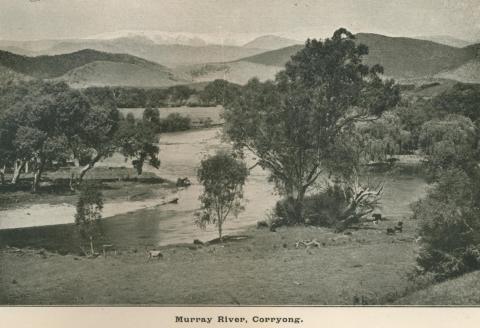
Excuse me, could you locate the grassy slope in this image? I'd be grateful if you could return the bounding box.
[57,60,182,88]
[184,61,283,85]
[435,60,480,83]
[396,271,480,305]
[0,49,172,79]
[0,218,420,305]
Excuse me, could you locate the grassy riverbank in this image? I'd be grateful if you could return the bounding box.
[0,167,176,211]
[2,217,426,305]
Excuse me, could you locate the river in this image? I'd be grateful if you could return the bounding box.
[0,127,428,252]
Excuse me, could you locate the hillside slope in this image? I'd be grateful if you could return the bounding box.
[395,271,480,305]
[56,60,183,88]
[0,49,169,79]
[238,34,479,81]
[0,37,266,67]
[435,60,480,83]
[243,35,301,50]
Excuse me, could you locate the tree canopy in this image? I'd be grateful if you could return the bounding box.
[223,28,400,223]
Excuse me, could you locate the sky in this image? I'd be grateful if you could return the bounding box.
[0,0,479,42]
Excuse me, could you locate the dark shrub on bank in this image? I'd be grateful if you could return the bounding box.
[413,169,480,281]
[160,113,192,132]
[273,184,348,228]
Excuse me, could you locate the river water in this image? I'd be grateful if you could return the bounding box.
[0,128,428,252]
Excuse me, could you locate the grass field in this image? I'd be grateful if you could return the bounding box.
[1,217,425,305]
[395,271,480,305]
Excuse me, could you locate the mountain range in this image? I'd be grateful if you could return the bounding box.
[0,32,479,88]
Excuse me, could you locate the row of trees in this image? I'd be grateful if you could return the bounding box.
[0,80,160,191]
[85,81,241,109]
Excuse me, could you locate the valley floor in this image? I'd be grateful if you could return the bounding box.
[2,220,425,305]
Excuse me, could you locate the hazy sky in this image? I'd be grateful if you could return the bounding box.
[0,0,479,41]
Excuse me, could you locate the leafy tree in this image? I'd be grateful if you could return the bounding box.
[115,114,160,175]
[413,169,480,280]
[160,113,191,132]
[195,152,249,241]
[199,79,241,106]
[0,80,92,191]
[223,28,400,223]
[433,83,480,122]
[356,112,413,162]
[167,85,195,106]
[75,183,104,255]
[75,87,120,182]
[418,114,478,178]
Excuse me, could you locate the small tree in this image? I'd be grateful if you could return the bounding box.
[75,183,104,255]
[195,152,249,241]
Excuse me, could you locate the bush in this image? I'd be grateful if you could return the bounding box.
[160,113,191,132]
[413,169,480,281]
[274,184,347,227]
[273,175,383,231]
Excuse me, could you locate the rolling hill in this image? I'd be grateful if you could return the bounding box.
[0,37,266,67]
[198,34,480,84]
[56,60,182,88]
[415,35,474,48]
[0,49,186,88]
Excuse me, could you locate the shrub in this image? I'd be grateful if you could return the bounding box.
[413,169,480,280]
[160,113,191,132]
[274,184,347,227]
[273,175,382,231]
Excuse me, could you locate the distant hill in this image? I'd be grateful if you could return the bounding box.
[243,35,301,50]
[0,49,186,88]
[415,35,473,48]
[56,60,183,88]
[0,49,171,79]
[0,37,266,67]
[355,33,474,78]
[435,60,480,83]
[235,34,479,81]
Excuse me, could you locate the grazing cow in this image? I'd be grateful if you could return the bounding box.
[372,213,382,221]
[394,221,403,233]
[146,250,163,262]
[386,228,395,235]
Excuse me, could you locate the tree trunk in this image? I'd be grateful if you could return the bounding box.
[0,165,5,185]
[78,154,102,183]
[31,159,45,193]
[286,187,306,224]
[11,160,25,184]
[218,222,223,242]
[90,236,94,255]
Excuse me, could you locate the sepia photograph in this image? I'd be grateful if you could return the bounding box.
[1,0,480,308]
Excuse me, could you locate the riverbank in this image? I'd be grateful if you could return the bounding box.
[1,217,423,305]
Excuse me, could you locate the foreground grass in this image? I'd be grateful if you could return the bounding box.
[1,221,421,305]
[395,271,480,305]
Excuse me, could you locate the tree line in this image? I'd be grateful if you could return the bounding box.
[85,81,241,108]
[0,80,160,192]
